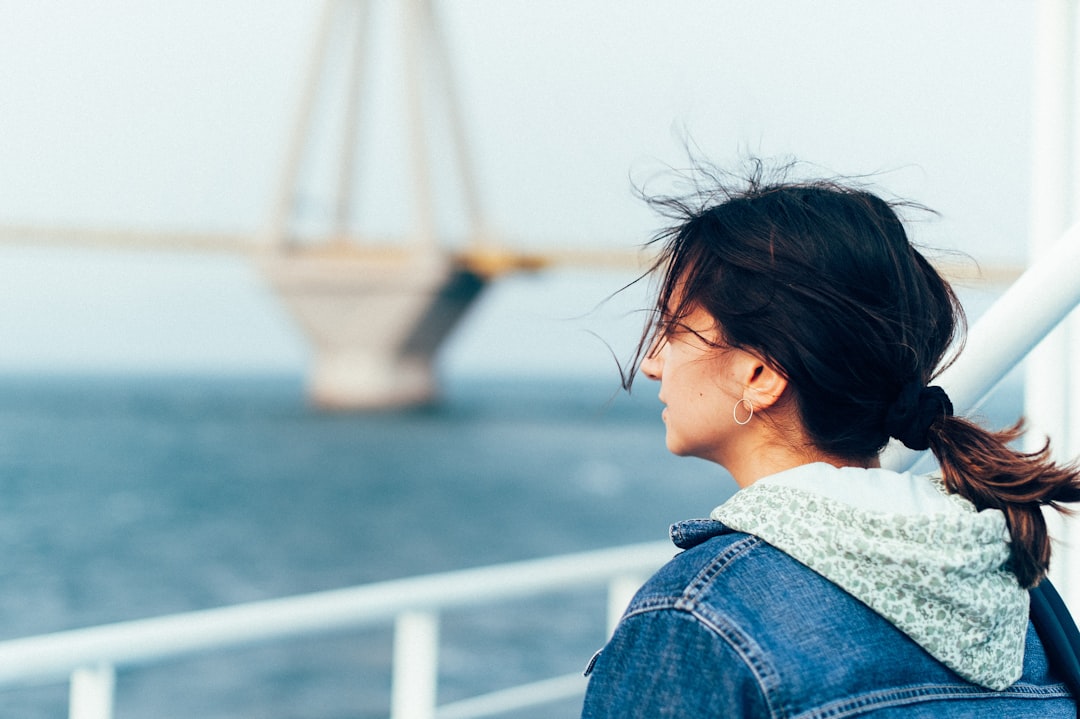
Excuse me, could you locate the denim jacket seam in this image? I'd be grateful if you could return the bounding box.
[1005,681,1074,698]
[620,534,760,617]
[684,534,786,716]
[618,599,786,719]
[689,604,787,718]
[789,682,1075,719]
[681,533,761,603]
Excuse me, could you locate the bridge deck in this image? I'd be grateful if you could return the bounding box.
[0,224,1021,284]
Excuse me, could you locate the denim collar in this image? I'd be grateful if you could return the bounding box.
[669,518,732,550]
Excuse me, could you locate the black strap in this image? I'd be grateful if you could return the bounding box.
[1030,579,1080,712]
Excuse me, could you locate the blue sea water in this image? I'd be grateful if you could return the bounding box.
[0,371,1023,718]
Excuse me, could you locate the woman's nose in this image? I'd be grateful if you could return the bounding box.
[640,349,662,381]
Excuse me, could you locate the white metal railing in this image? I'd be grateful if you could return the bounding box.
[0,541,673,719]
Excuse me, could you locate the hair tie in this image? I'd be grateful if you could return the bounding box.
[883,382,953,451]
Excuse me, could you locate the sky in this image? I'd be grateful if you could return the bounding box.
[0,1,1042,376]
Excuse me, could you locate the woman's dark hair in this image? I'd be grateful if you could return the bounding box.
[627,160,1080,589]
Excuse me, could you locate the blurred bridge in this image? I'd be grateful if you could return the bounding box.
[0,0,1021,409]
[0,221,648,410]
[0,0,653,410]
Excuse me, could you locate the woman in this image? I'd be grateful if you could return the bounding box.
[581,164,1080,717]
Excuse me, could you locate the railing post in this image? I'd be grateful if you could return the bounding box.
[390,610,439,719]
[1030,0,1079,610]
[69,663,115,719]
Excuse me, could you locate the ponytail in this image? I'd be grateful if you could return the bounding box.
[928,418,1080,589]
[883,380,1080,589]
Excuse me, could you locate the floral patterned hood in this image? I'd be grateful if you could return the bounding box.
[711,462,1028,691]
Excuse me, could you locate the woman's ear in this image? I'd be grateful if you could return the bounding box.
[737,353,788,410]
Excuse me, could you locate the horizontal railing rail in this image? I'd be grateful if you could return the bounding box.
[0,541,674,719]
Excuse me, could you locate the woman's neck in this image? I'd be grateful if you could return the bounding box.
[722,437,879,489]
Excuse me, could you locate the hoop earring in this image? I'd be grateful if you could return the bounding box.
[733,398,754,425]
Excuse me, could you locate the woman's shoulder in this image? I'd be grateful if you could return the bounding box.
[586,524,905,716]
[635,520,934,645]
[631,521,956,679]
[630,519,832,615]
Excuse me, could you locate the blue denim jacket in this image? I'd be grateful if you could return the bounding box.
[582,520,1075,718]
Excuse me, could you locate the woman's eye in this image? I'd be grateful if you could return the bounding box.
[658,314,679,333]
[664,321,690,338]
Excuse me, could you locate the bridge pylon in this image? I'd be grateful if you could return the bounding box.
[259,0,493,409]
